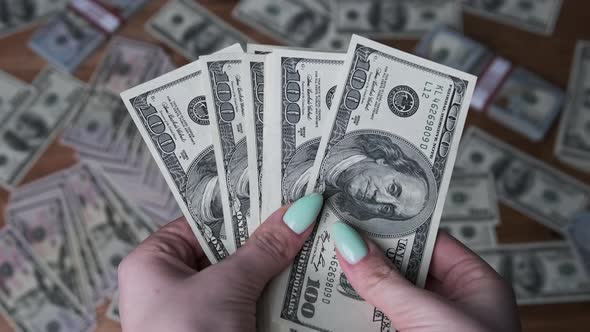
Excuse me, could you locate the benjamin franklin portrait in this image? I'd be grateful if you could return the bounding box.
[186,148,225,240]
[498,253,545,298]
[285,131,437,236]
[491,156,534,199]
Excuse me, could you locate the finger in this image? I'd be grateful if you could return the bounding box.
[119,217,208,282]
[222,193,324,293]
[427,231,520,332]
[333,222,464,330]
[426,231,503,299]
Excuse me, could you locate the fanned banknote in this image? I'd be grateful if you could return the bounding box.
[261,49,345,220]
[439,221,497,249]
[555,40,590,172]
[332,0,462,38]
[0,0,67,38]
[146,0,250,60]
[0,70,37,123]
[7,188,93,310]
[121,44,244,263]
[241,54,266,225]
[462,0,563,36]
[456,127,590,233]
[0,68,85,188]
[479,242,590,304]
[265,35,475,331]
[0,228,95,332]
[233,0,351,51]
[29,10,106,72]
[202,53,259,247]
[442,172,500,225]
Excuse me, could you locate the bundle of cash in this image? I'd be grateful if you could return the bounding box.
[0,163,157,324]
[29,0,150,72]
[0,0,67,38]
[456,126,590,234]
[417,26,564,141]
[439,172,500,249]
[462,0,563,36]
[331,0,462,38]
[61,36,181,226]
[0,228,96,332]
[480,242,590,305]
[122,31,476,330]
[146,0,251,61]
[232,0,351,51]
[555,40,590,173]
[0,70,38,124]
[0,68,85,189]
[0,161,156,329]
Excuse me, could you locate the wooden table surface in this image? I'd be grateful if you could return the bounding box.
[0,1,589,331]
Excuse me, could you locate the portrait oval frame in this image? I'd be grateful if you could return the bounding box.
[322,130,437,237]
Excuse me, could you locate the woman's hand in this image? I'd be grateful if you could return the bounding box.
[333,222,521,332]
[118,193,324,332]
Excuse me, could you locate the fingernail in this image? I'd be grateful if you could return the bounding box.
[332,222,368,264]
[283,193,324,234]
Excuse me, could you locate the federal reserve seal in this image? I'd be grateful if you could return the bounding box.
[187,96,209,125]
[387,85,419,118]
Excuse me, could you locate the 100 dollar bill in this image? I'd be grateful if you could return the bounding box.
[202,53,259,248]
[479,242,590,304]
[268,35,476,331]
[262,50,345,219]
[456,126,590,233]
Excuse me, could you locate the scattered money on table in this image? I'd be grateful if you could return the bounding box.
[555,40,590,172]
[462,0,563,36]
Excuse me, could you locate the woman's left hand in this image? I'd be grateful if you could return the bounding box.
[118,194,324,332]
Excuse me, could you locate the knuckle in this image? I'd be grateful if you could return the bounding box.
[361,261,398,294]
[251,228,292,264]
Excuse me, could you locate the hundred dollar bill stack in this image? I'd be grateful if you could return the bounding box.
[121,33,476,331]
[264,35,476,331]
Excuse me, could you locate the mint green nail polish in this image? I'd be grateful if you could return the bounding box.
[283,193,324,234]
[332,222,368,264]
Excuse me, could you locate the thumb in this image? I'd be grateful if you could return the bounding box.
[333,222,458,330]
[222,193,324,293]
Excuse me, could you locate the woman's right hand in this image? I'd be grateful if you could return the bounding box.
[332,222,521,332]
